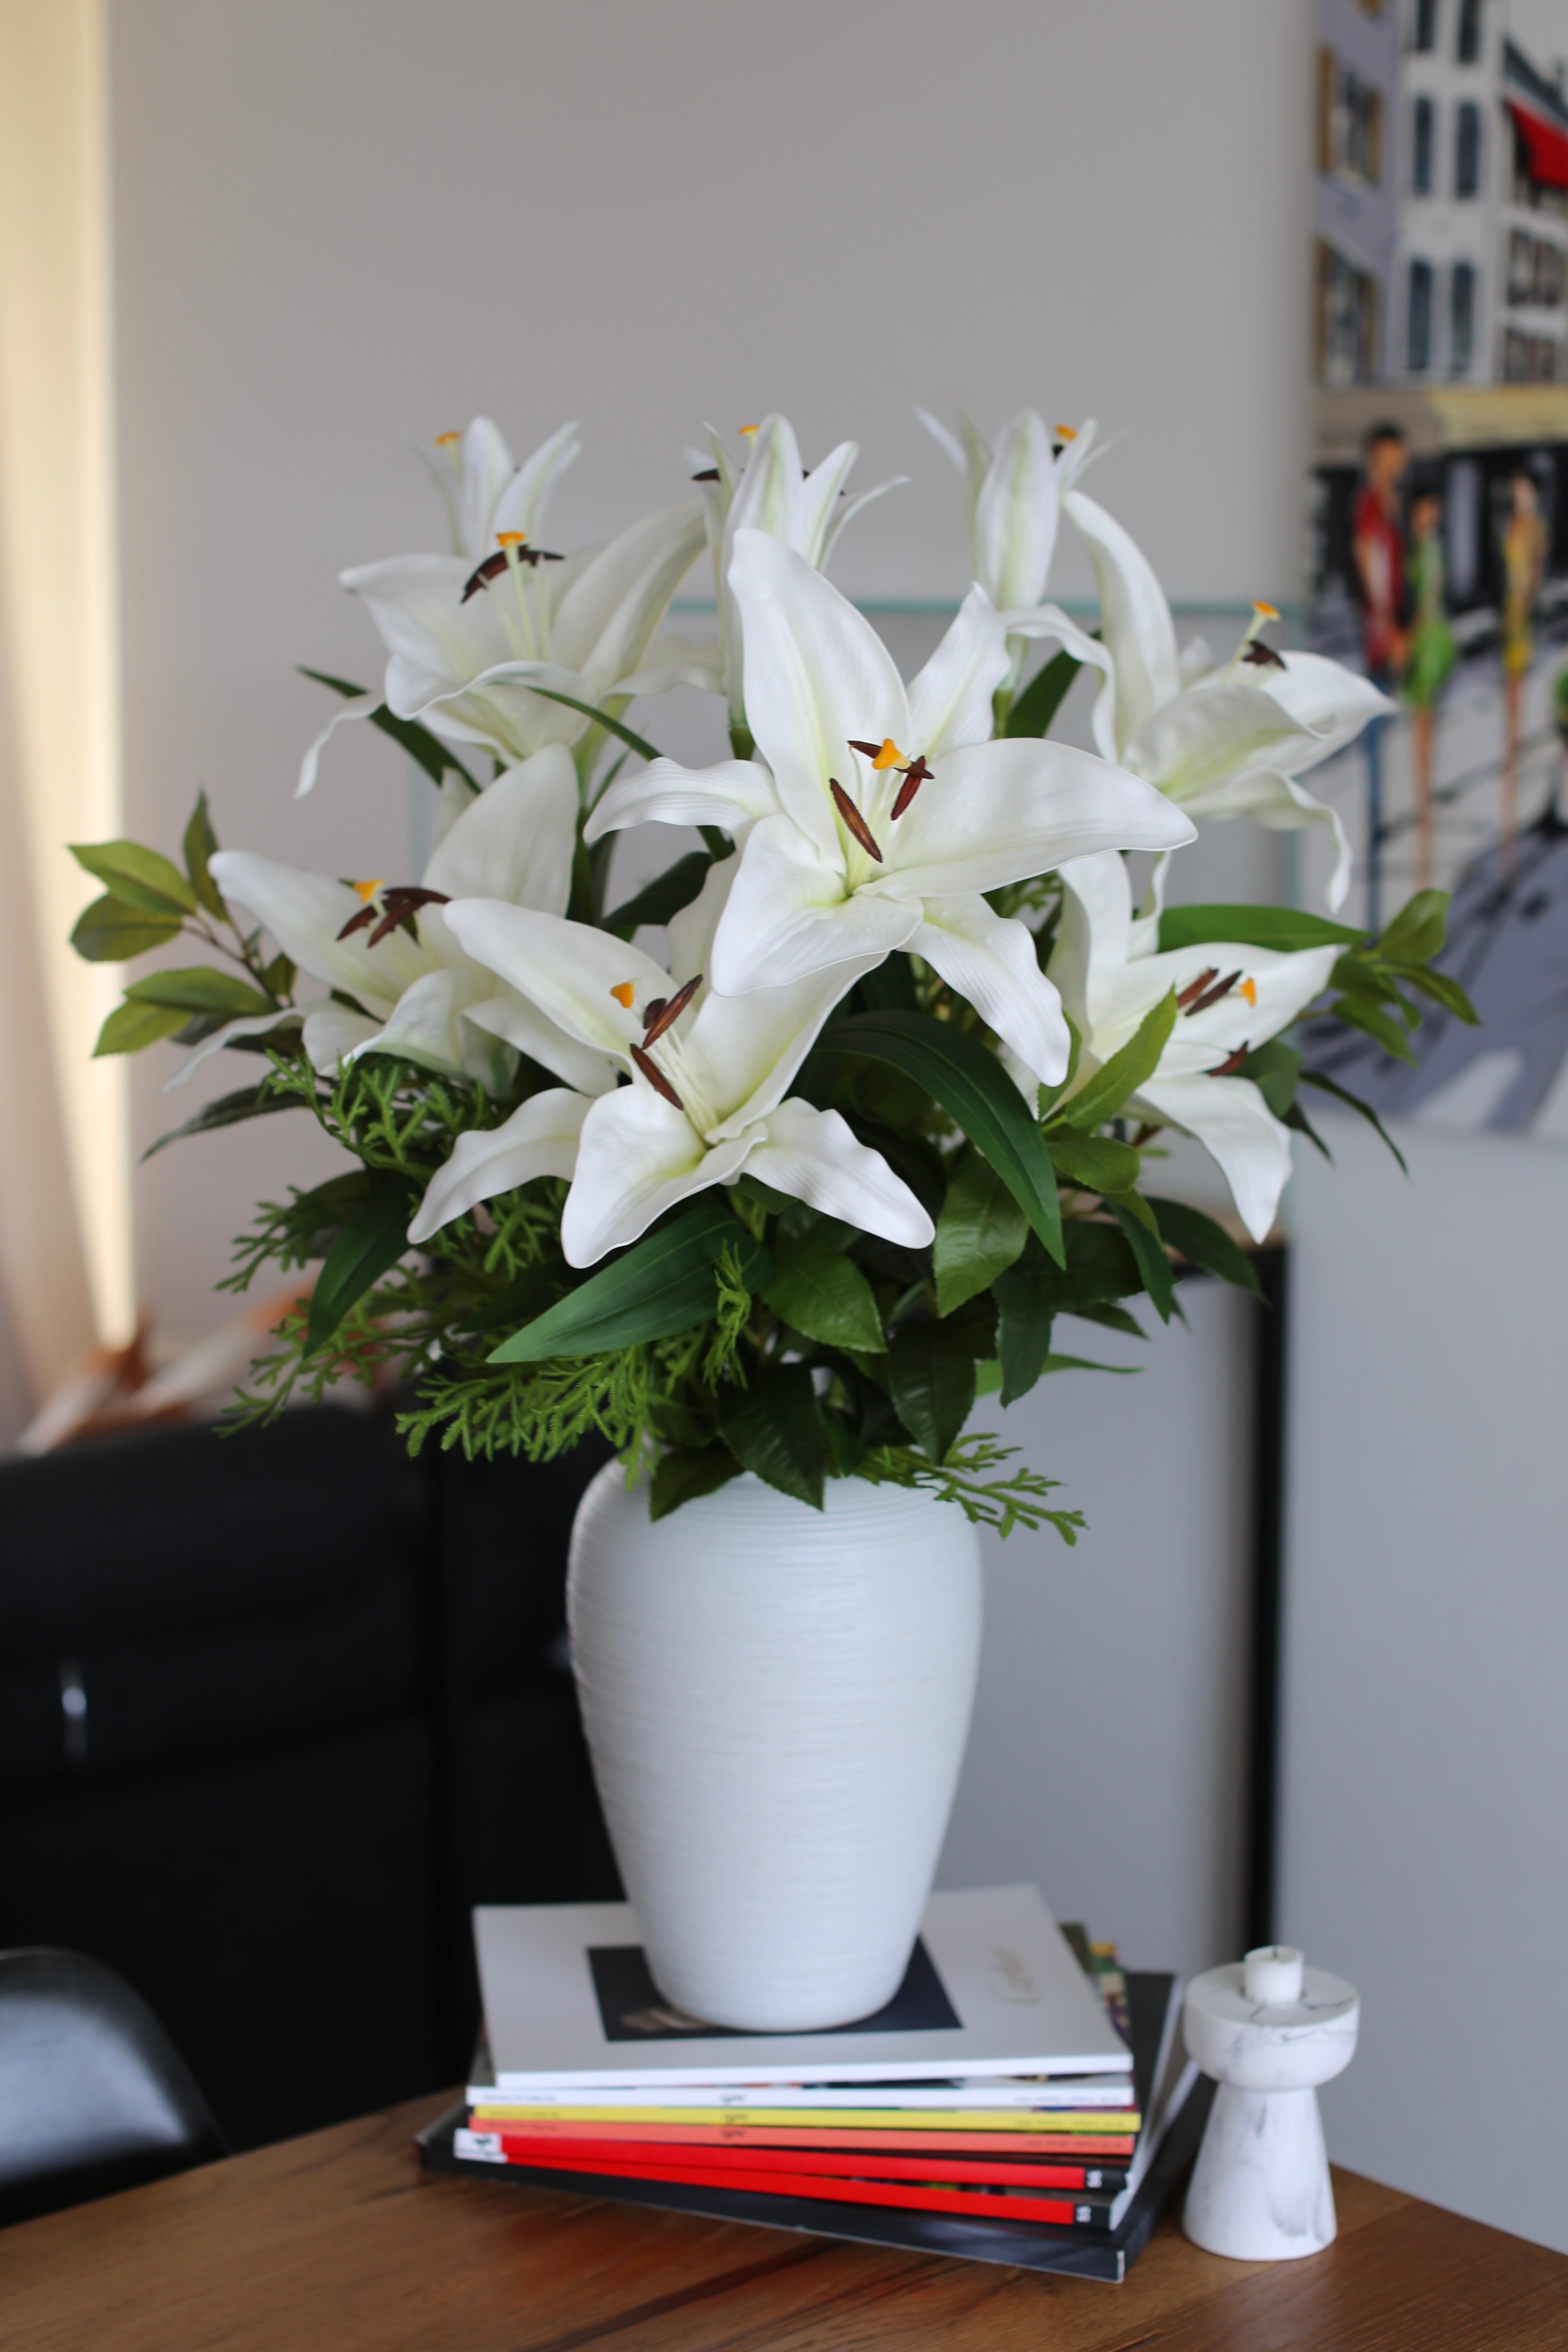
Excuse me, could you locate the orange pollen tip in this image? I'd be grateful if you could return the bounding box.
[1253,600,1279,621]
[433,431,461,447]
[609,982,636,1009]
[737,423,759,438]
[353,878,383,903]
[496,531,527,547]
[1239,977,1258,1007]
[871,737,906,771]
[1053,423,1078,441]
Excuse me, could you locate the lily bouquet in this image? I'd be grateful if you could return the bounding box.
[70,411,1473,1535]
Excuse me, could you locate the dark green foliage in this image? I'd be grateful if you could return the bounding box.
[720,1362,831,1507]
[1157,904,1364,955]
[601,851,714,938]
[1006,646,1082,738]
[490,1198,770,1363]
[307,1172,412,1349]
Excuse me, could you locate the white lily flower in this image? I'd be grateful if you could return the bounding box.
[1046,851,1338,1242]
[1029,489,1390,911]
[203,747,617,1095]
[916,406,1097,616]
[440,857,934,1267]
[414,416,581,560]
[693,413,903,729]
[300,501,706,795]
[584,531,1194,1087]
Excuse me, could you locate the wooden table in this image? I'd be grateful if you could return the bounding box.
[4,2089,1565,2349]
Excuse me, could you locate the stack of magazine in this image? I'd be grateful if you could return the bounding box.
[417,1884,1209,2283]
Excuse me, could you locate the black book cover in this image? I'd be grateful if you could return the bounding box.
[416,1971,1212,2284]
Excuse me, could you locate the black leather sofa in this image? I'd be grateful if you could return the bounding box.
[0,1406,618,2149]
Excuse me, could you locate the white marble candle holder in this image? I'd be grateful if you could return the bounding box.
[1181,1945,1359,2262]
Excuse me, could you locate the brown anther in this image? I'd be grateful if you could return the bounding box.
[641,996,666,1029]
[691,467,720,482]
[828,778,883,863]
[631,1044,684,1110]
[642,974,701,1045]
[1176,966,1219,1010]
[1184,969,1242,1018]
[847,738,886,759]
[890,754,933,819]
[1242,641,1287,670]
[366,885,451,946]
[1210,1042,1250,1077]
[460,545,564,601]
[337,902,379,941]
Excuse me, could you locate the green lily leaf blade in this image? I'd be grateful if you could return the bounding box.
[1054,991,1177,1132]
[762,1238,884,1353]
[817,1009,1063,1266]
[1047,1132,1142,1195]
[70,895,183,963]
[1006,646,1081,738]
[93,999,192,1056]
[1300,1070,1410,1174]
[718,1363,829,1509]
[1376,887,1448,967]
[1400,966,1480,1024]
[523,687,663,766]
[1239,1038,1303,1118]
[601,850,713,939]
[991,1252,1055,1406]
[306,1173,411,1350]
[142,1083,304,1162]
[649,1445,744,1521]
[183,791,226,919]
[1040,1351,1140,1376]
[1148,1196,1261,1295]
[1157,904,1366,955]
[933,1150,1028,1317]
[70,840,197,918]
[1331,992,1417,1064]
[1108,1194,1175,1323]
[887,1320,977,1463]
[123,967,278,1018]
[490,1196,770,1364]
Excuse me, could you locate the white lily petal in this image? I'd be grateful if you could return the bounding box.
[1182,766,1353,912]
[665,850,737,982]
[795,438,861,560]
[690,960,874,1138]
[1136,1071,1293,1246]
[909,895,1072,1087]
[1127,684,1325,806]
[302,1004,383,1073]
[415,417,515,558]
[916,405,971,480]
[159,1010,300,1091]
[209,851,419,1007]
[408,1088,591,1246]
[816,472,906,567]
[730,530,909,864]
[422,743,576,912]
[1049,851,1133,1038]
[344,967,477,1080]
[973,409,1058,610]
[610,635,725,697]
[906,585,1012,758]
[584,756,779,845]
[745,1099,934,1248]
[708,814,920,995]
[561,1088,752,1267]
[1260,650,1396,772]
[877,737,1195,901]
[296,693,379,800]
[550,501,705,688]
[489,419,583,546]
[1000,604,1118,761]
[460,993,620,1097]
[443,902,660,1064]
[1178,636,1217,688]
[1064,489,1180,757]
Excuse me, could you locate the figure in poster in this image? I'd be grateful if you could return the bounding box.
[1500,465,1547,861]
[1352,422,1408,927]
[1402,472,1455,892]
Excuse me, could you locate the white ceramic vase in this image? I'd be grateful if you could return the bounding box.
[566,1463,984,2032]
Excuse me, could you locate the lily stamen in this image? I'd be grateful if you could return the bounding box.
[828,778,883,864]
[1238,977,1258,1007]
[609,982,636,1009]
[460,539,565,602]
[642,974,702,1045]
[1176,965,1219,1010]
[1184,969,1242,1018]
[1209,1042,1250,1078]
[890,755,933,820]
[433,431,461,448]
[631,1043,684,1110]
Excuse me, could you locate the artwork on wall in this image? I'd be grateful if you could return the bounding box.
[1308,0,1568,1141]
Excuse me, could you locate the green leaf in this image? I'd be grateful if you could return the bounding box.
[601,851,713,939]
[1401,966,1480,1024]
[1148,1197,1261,1294]
[718,1363,830,1508]
[1240,1038,1303,1118]
[1331,992,1417,1064]
[1047,1132,1142,1194]
[815,1010,1063,1265]
[1376,887,1448,967]
[649,1445,743,1521]
[142,1083,304,1162]
[991,1253,1055,1406]
[762,1238,884,1353]
[859,952,921,1014]
[182,791,226,918]
[70,895,183,963]
[1067,1299,1147,1339]
[93,999,192,1056]
[298,668,478,791]
[123,967,277,1018]
[1006,645,1081,738]
[1157,904,1366,955]
[70,840,197,918]
[1054,991,1177,1131]
[523,687,664,766]
[933,1151,1028,1317]
[887,1320,977,1462]
[489,1196,771,1364]
[306,1173,411,1350]
[1108,1194,1175,1323]
[1039,1352,1139,1376]
[1300,1070,1410,1175]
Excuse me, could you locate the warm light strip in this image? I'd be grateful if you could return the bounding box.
[0,0,133,1346]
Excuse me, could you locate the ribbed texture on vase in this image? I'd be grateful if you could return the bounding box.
[567,1467,983,2031]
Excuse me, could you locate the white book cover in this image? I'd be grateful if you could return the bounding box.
[474,1884,1133,2091]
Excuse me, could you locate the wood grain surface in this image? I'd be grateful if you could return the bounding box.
[4,2087,1564,2350]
